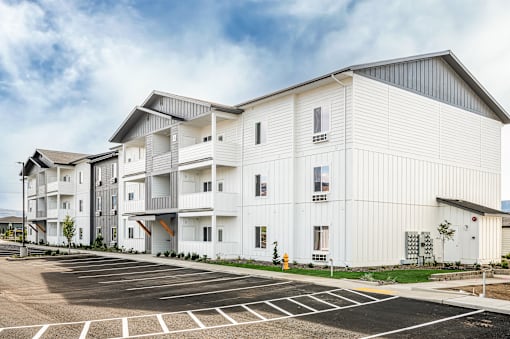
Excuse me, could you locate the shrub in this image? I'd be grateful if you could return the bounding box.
[308,262,314,268]
[502,261,509,269]
[170,250,177,258]
[191,252,199,260]
[184,252,191,260]
[44,250,52,255]
[272,241,280,265]
[156,252,161,257]
[164,250,170,257]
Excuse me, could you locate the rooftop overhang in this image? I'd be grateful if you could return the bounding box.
[127,211,177,221]
[181,110,239,128]
[437,197,510,217]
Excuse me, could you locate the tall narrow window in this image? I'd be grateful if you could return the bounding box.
[96,196,102,211]
[255,175,267,197]
[79,228,83,240]
[79,171,83,184]
[128,227,134,239]
[255,122,267,144]
[128,192,135,201]
[218,228,223,242]
[111,163,117,179]
[79,200,83,212]
[255,226,267,248]
[313,166,329,193]
[97,167,102,182]
[313,106,330,134]
[217,181,224,192]
[111,195,117,210]
[313,226,329,251]
[203,181,212,192]
[112,227,117,241]
[203,226,212,242]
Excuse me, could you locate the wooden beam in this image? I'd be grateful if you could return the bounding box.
[136,220,151,237]
[159,220,174,237]
[36,223,46,233]
[28,224,38,232]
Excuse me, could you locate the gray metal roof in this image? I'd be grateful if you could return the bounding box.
[236,50,510,124]
[437,197,510,216]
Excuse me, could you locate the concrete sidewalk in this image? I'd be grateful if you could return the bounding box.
[8,241,510,316]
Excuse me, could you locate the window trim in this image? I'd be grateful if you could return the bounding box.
[313,104,330,134]
[96,196,102,211]
[255,121,267,145]
[128,192,135,201]
[111,194,117,210]
[255,174,267,197]
[255,226,267,249]
[203,226,212,242]
[128,227,134,239]
[203,181,212,192]
[313,165,330,193]
[313,225,329,251]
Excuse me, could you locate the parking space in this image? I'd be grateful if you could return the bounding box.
[0,254,509,338]
[0,244,45,257]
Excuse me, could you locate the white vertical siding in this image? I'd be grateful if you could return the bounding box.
[502,227,510,256]
[478,217,501,264]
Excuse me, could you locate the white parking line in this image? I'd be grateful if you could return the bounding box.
[41,257,108,264]
[265,301,293,316]
[78,267,186,278]
[308,295,341,308]
[98,271,213,284]
[79,321,91,339]
[32,324,49,339]
[62,264,160,274]
[344,288,379,301]
[63,261,140,269]
[156,314,169,334]
[326,291,361,305]
[287,297,318,312]
[122,318,129,338]
[126,275,250,291]
[360,309,485,339]
[57,258,124,265]
[241,305,267,320]
[216,308,238,324]
[187,311,205,329]
[159,281,292,300]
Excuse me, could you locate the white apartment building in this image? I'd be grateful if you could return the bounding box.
[111,51,509,266]
[24,149,92,246]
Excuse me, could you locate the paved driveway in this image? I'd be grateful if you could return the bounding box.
[0,254,508,338]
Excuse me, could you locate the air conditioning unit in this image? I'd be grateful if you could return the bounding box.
[110,177,117,184]
[95,210,102,216]
[312,194,328,202]
[312,133,328,143]
[96,180,102,187]
[110,209,117,215]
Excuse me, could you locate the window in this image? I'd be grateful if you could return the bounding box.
[128,192,135,201]
[79,228,83,240]
[111,163,117,178]
[255,226,267,249]
[79,171,83,184]
[203,226,212,242]
[217,135,224,142]
[217,181,224,192]
[313,166,329,193]
[96,227,102,236]
[128,227,134,239]
[203,135,212,142]
[255,122,267,145]
[62,201,70,209]
[313,226,329,251]
[62,175,71,182]
[255,175,267,197]
[79,200,83,212]
[96,196,102,211]
[203,181,212,192]
[111,195,117,210]
[111,227,117,241]
[313,106,330,133]
[218,228,223,242]
[97,167,102,182]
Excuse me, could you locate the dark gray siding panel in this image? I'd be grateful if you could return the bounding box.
[123,113,173,142]
[355,57,499,121]
[149,96,210,120]
[146,171,177,212]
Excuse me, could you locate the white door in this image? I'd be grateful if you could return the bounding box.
[443,225,461,263]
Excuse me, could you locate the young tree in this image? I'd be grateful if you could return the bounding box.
[62,215,76,254]
[437,220,455,266]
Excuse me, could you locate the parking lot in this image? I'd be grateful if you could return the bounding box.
[0,251,509,338]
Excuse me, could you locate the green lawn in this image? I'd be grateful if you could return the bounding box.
[213,262,457,283]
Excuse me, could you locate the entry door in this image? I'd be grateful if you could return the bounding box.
[443,225,461,263]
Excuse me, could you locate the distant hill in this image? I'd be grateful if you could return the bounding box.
[0,209,22,217]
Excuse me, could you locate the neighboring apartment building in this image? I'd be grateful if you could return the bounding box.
[24,149,92,246]
[90,151,119,246]
[110,51,509,266]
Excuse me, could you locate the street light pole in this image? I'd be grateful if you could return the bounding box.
[17,161,27,257]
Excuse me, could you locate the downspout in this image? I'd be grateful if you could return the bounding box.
[240,111,245,257]
[331,74,348,267]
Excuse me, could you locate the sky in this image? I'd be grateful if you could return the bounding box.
[1,0,510,210]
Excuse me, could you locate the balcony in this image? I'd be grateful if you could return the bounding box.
[47,209,75,220]
[123,200,145,213]
[28,186,37,197]
[27,210,36,220]
[152,152,172,172]
[46,181,74,195]
[124,159,145,176]
[179,192,239,215]
[179,142,240,169]
[38,185,46,196]
[36,211,46,218]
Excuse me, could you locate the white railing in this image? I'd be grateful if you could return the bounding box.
[179,192,239,213]
[178,142,239,166]
[27,186,37,197]
[38,185,46,196]
[27,211,36,220]
[152,152,172,172]
[123,200,145,213]
[47,209,75,220]
[216,193,240,213]
[124,159,145,176]
[46,181,74,195]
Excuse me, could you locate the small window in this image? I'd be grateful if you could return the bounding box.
[203,226,212,242]
[217,181,224,192]
[313,226,329,251]
[79,200,83,212]
[255,175,267,197]
[111,195,117,210]
[96,196,102,211]
[255,122,267,145]
[112,227,117,241]
[128,227,134,239]
[79,171,83,184]
[203,135,212,142]
[62,175,71,182]
[313,106,330,134]
[203,181,212,192]
[111,163,117,178]
[79,228,83,240]
[313,166,329,193]
[255,226,267,249]
[97,167,102,182]
[62,201,70,209]
[128,192,135,201]
[218,228,223,242]
[218,135,224,142]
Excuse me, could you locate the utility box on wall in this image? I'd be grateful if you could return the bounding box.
[404,231,434,264]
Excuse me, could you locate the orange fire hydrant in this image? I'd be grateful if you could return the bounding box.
[283,253,289,270]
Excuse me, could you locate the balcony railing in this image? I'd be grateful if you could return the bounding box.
[178,142,240,167]
[27,211,36,220]
[152,152,172,172]
[27,186,37,197]
[124,159,145,176]
[36,211,46,218]
[47,209,75,220]
[38,185,46,196]
[123,200,145,213]
[179,192,239,214]
[46,181,74,195]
